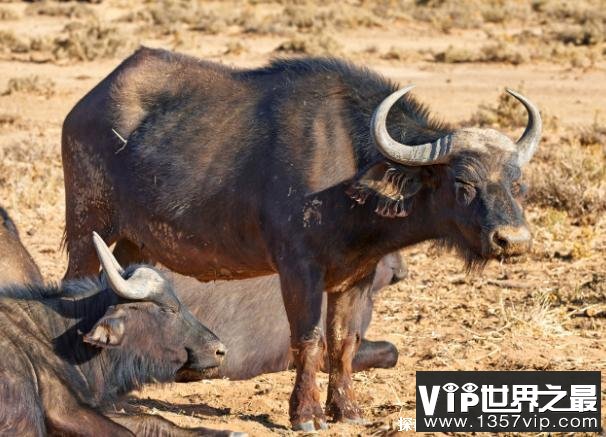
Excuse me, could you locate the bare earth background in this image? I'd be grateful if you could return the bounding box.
[0,0,605,435]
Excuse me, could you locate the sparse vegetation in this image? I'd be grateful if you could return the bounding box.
[0,20,127,62]
[25,2,95,19]
[0,6,17,20]
[2,75,56,97]
[275,33,342,56]
[51,21,125,62]
[466,86,531,128]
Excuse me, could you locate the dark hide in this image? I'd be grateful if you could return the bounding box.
[172,253,405,380]
[0,270,234,436]
[62,49,534,429]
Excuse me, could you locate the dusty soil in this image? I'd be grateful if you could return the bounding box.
[0,1,605,435]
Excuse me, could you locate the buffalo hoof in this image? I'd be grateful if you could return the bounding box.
[292,419,328,432]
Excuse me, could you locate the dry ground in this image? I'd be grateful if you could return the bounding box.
[0,0,605,435]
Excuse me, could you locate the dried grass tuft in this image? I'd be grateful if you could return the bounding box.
[275,33,342,56]
[2,75,55,97]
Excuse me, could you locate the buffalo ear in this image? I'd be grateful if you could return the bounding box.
[83,307,126,348]
[346,162,424,218]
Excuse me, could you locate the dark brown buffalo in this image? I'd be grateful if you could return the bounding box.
[172,252,406,380]
[62,48,542,430]
[0,233,238,436]
[0,207,43,286]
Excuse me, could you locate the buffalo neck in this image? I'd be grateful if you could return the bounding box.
[307,183,445,287]
[23,285,158,407]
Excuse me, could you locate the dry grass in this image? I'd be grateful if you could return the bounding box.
[25,2,95,19]
[0,30,29,54]
[433,42,527,65]
[0,0,602,69]
[0,139,64,221]
[275,33,342,56]
[526,135,606,222]
[2,75,56,97]
[51,20,126,62]
[0,19,127,62]
[466,86,531,128]
[0,6,17,20]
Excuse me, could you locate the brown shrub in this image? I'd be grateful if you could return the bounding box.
[0,30,29,54]
[0,6,17,20]
[434,41,527,65]
[574,118,606,147]
[2,75,55,97]
[466,86,531,128]
[275,33,342,56]
[526,135,606,222]
[433,45,477,63]
[51,21,126,62]
[224,41,248,56]
[0,113,20,128]
[25,2,95,19]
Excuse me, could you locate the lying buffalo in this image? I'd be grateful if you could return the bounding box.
[172,252,406,380]
[0,232,237,436]
[0,207,42,286]
[62,48,542,430]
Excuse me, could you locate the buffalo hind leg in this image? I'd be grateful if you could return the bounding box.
[352,339,399,372]
[279,261,327,431]
[325,277,372,423]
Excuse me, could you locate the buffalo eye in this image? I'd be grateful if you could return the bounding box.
[511,181,527,198]
[160,306,178,314]
[455,180,476,206]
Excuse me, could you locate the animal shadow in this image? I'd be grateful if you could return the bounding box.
[124,398,230,418]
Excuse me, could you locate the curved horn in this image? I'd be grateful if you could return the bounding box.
[92,232,159,301]
[93,232,130,296]
[506,88,542,166]
[371,85,453,166]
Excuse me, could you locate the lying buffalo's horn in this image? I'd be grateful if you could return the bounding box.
[371,85,453,166]
[505,88,542,166]
[92,232,164,301]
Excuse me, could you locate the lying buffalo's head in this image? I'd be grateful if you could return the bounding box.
[83,232,225,381]
[349,87,541,269]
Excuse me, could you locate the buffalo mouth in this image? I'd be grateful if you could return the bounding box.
[175,348,221,382]
[175,364,219,382]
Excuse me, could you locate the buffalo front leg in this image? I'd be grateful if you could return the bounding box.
[106,413,241,437]
[279,262,327,431]
[325,277,372,423]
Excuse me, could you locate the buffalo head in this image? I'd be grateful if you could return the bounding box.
[349,87,541,268]
[84,232,226,381]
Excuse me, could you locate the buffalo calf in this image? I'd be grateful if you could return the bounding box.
[170,252,406,380]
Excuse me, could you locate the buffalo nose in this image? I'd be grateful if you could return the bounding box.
[489,226,531,256]
[215,343,227,363]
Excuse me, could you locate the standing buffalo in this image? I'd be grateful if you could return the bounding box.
[0,233,236,436]
[0,207,42,286]
[172,252,406,380]
[62,48,542,430]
